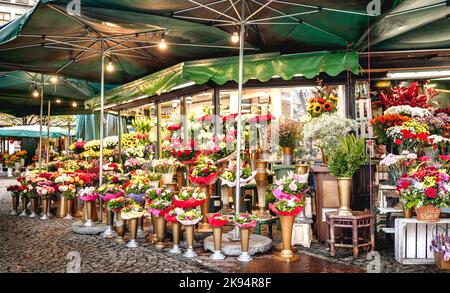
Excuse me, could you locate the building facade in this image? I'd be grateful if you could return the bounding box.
[0,0,36,25]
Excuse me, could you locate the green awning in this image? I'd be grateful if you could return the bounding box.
[0,125,68,138]
[86,51,359,109]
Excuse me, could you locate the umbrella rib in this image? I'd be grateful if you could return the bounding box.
[247,9,320,23]
[245,0,274,22]
[173,0,228,14]
[229,0,243,21]
[187,0,240,22]
[172,15,236,24]
[272,0,370,16]
[107,38,156,60]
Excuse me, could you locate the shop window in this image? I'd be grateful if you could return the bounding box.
[0,12,11,25]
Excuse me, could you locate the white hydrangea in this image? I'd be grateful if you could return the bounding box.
[384,105,431,117]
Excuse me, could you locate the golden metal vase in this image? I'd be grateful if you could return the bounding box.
[40,198,50,220]
[115,212,126,244]
[19,196,28,216]
[274,215,300,263]
[28,197,37,218]
[198,185,212,233]
[295,164,309,175]
[210,226,226,260]
[126,218,139,248]
[10,194,19,215]
[169,222,182,254]
[281,147,294,165]
[403,205,412,218]
[155,216,166,249]
[237,227,252,262]
[57,196,68,218]
[183,225,197,258]
[149,214,158,244]
[337,177,353,216]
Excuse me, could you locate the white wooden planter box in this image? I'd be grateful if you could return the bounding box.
[395,218,450,264]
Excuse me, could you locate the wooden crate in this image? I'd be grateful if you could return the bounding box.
[395,218,450,264]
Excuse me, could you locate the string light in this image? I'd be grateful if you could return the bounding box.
[32,85,39,98]
[50,75,58,83]
[72,102,77,108]
[231,32,239,44]
[55,99,61,104]
[106,58,114,72]
[159,38,167,50]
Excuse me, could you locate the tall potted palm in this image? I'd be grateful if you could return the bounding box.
[327,134,368,216]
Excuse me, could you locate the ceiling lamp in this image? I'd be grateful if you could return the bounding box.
[50,75,58,83]
[106,58,114,72]
[72,102,77,108]
[55,98,61,104]
[386,70,450,79]
[32,85,39,98]
[231,32,239,44]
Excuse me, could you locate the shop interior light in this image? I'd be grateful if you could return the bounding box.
[55,98,61,104]
[231,32,239,44]
[50,75,58,83]
[387,70,450,79]
[159,38,167,50]
[32,85,39,97]
[72,102,77,108]
[106,58,114,72]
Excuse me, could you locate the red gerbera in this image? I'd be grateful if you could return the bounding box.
[425,187,437,198]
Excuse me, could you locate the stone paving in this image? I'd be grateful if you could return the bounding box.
[0,178,444,273]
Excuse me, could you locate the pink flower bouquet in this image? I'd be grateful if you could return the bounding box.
[77,186,98,202]
[233,212,258,228]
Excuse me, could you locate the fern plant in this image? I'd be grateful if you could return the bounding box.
[327,134,367,178]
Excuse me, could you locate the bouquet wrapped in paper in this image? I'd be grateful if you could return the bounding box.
[97,183,124,202]
[121,202,146,220]
[77,186,98,202]
[208,213,229,227]
[220,162,255,187]
[269,197,304,216]
[233,212,258,228]
[173,186,207,208]
[176,209,203,226]
[164,207,184,223]
[189,156,220,186]
[147,198,173,217]
[272,171,309,201]
[145,187,172,205]
[106,196,133,213]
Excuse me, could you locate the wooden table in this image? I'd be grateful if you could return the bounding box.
[326,211,375,257]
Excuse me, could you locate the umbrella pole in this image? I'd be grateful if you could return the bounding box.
[46,100,51,170]
[232,6,246,241]
[118,109,122,166]
[38,76,44,171]
[98,53,105,223]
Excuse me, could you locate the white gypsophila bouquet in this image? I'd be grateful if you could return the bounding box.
[103,136,118,149]
[384,105,431,117]
[302,112,358,154]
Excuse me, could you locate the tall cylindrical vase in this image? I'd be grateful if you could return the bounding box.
[155,216,166,249]
[274,215,300,263]
[83,201,95,227]
[40,198,50,220]
[115,212,126,244]
[64,199,74,220]
[281,147,294,165]
[210,226,226,260]
[19,196,28,216]
[126,218,139,248]
[7,167,13,177]
[102,207,116,238]
[337,177,353,216]
[198,185,212,233]
[149,214,158,244]
[183,224,197,258]
[237,227,252,262]
[255,160,269,218]
[137,216,144,238]
[14,162,20,174]
[10,194,19,215]
[218,185,232,214]
[161,173,174,185]
[169,222,182,254]
[28,197,37,218]
[0,163,3,175]
[57,196,68,218]
[403,205,412,218]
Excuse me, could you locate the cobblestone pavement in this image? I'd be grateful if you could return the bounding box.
[1,178,441,273]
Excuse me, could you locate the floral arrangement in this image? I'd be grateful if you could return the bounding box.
[176,209,203,225]
[97,183,124,202]
[269,197,304,216]
[146,172,162,182]
[170,139,200,164]
[124,157,146,171]
[380,151,418,182]
[15,150,27,159]
[121,133,138,148]
[164,207,184,223]
[415,113,450,136]
[207,213,229,227]
[120,202,146,220]
[3,154,18,167]
[397,165,450,209]
[384,105,431,117]
[277,118,303,148]
[173,186,207,208]
[153,158,178,174]
[386,119,431,152]
[430,232,450,262]
[233,212,258,228]
[189,156,219,185]
[7,184,21,197]
[307,79,339,117]
[272,171,309,199]
[376,81,438,109]
[70,140,86,154]
[106,196,133,213]
[103,162,122,172]
[84,140,100,152]
[371,114,411,145]
[145,187,172,204]
[220,162,255,187]
[327,134,368,178]
[123,145,146,159]
[148,198,173,216]
[77,186,98,202]
[36,184,55,200]
[125,177,152,202]
[302,112,358,155]
[58,184,77,199]
[103,136,118,149]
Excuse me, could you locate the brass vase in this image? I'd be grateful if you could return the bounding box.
[183,224,197,258]
[274,215,300,263]
[337,177,353,216]
[281,146,294,165]
[64,199,74,220]
[126,218,139,248]
[28,197,37,218]
[10,194,19,215]
[83,201,95,227]
[237,227,252,262]
[137,215,144,238]
[210,226,226,260]
[19,196,27,216]
[57,196,68,218]
[295,164,309,175]
[320,147,328,165]
[155,216,166,249]
[115,212,126,244]
[403,205,412,218]
[169,222,182,254]
[149,214,158,244]
[198,185,212,233]
[102,207,116,238]
[255,160,269,217]
[40,198,50,220]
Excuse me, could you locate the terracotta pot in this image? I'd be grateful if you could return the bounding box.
[281,147,294,165]
[336,177,352,216]
[274,215,300,263]
[434,252,450,269]
[197,185,212,233]
[416,205,440,222]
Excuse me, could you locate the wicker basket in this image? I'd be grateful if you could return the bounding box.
[434,252,450,270]
[416,205,441,222]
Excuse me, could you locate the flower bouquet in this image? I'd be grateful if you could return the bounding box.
[173,186,207,208]
[164,207,184,223]
[189,156,220,186]
[176,209,203,226]
[377,81,438,109]
[97,184,124,202]
[148,198,173,217]
[430,231,450,269]
[272,171,309,200]
[233,212,258,228]
[145,187,172,204]
[387,119,432,153]
[36,183,55,200]
[380,151,418,183]
[269,197,304,216]
[7,184,21,215]
[106,196,133,213]
[120,202,146,220]
[77,186,98,202]
[124,157,145,172]
[220,162,255,187]
[371,114,411,145]
[208,213,229,227]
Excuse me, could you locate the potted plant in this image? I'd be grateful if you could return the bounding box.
[233,212,259,262]
[430,231,450,269]
[397,165,450,222]
[176,209,203,258]
[121,202,146,248]
[327,134,368,216]
[278,118,302,165]
[207,213,229,260]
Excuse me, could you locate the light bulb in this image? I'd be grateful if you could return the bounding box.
[72,102,77,108]
[50,75,58,83]
[32,86,39,98]
[56,99,61,104]
[106,59,114,72]
[231,32,239,44]
[159,38,167,50]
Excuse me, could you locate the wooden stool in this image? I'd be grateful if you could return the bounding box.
[326,211,375,258]
[255,216,278,239]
